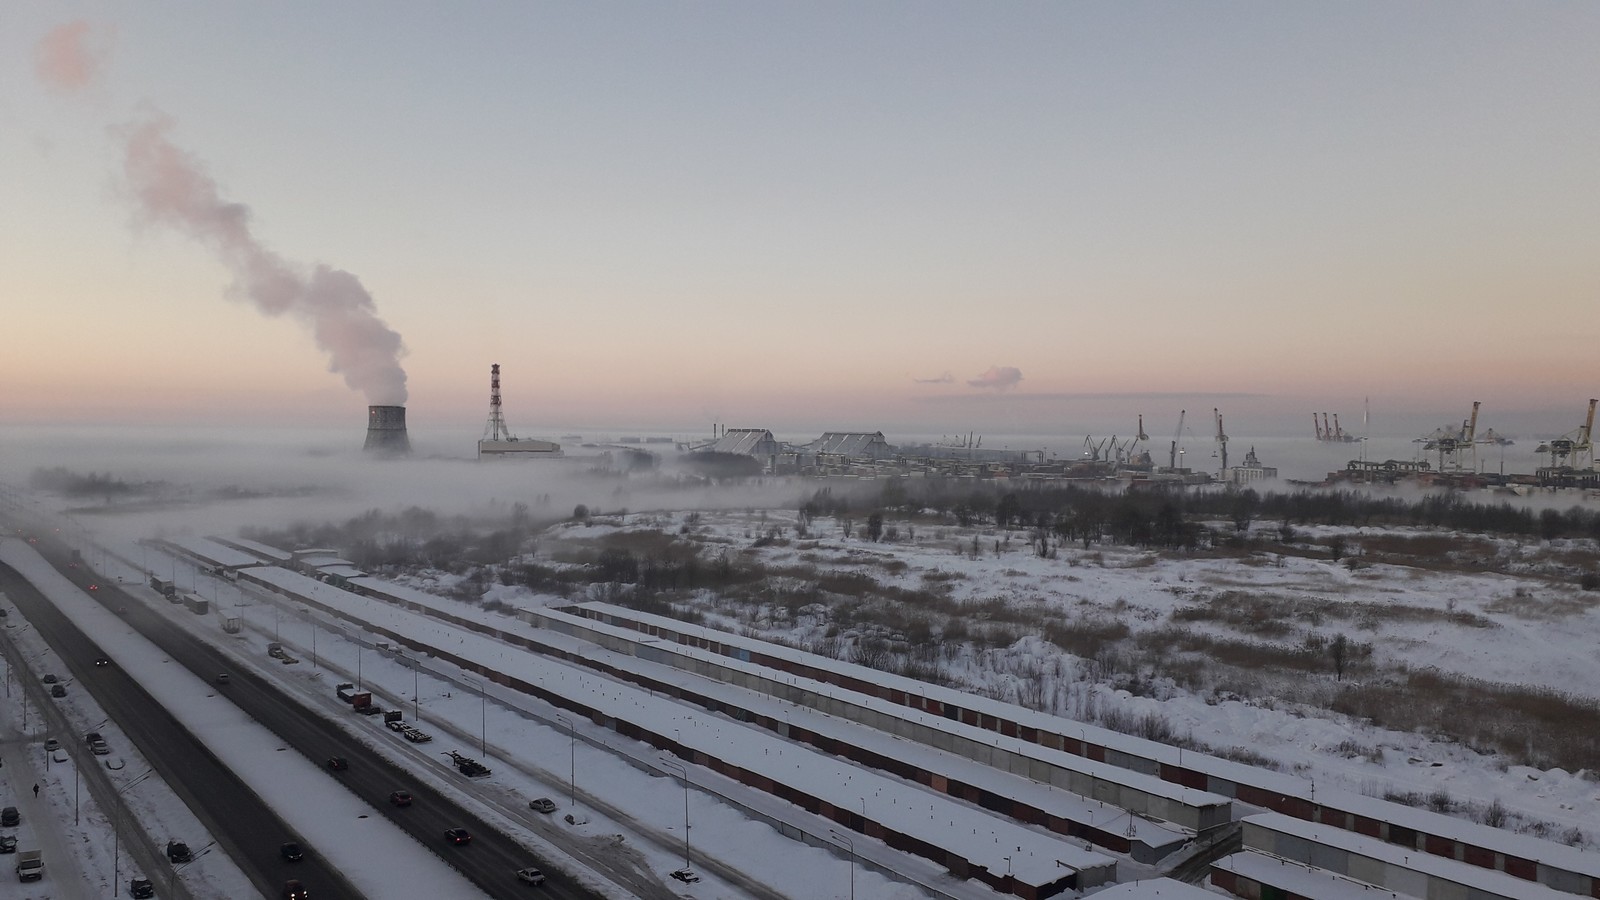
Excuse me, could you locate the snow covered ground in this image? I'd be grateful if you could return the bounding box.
[523,510,1600,851]
[4,474,1598,899]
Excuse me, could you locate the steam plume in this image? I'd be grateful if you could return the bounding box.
[967,365,1023,391]
[119,112,408,405]
[34,20,110,93]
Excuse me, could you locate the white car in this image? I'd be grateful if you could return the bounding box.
[516,867,546,885]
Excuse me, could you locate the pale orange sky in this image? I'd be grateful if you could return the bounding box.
[3,5,1598,438]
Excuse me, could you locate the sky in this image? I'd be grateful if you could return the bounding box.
[3,3,1599,439]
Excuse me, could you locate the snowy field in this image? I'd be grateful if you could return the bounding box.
[516,508,1600,851]
[2,455,1597,899]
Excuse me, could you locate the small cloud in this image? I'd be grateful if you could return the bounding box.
[35,20,111,93]
[967,366,1023,391]
[913,371,954,384]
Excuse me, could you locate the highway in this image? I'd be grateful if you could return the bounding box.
[5,527,606,900]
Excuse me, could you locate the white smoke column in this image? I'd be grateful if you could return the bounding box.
[119,111,408,405]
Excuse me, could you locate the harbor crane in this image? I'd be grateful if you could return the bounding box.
[1423,401,1480,472]
[1167,409,1186,471]
[1213,408,1229,476]
[1536,398,1597,470]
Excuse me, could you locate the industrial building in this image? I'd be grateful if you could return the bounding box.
[477,363,563,459]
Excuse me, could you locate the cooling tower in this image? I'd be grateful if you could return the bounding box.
[363,405,412,455]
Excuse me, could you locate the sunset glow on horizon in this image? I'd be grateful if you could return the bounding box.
[4,4,1597,439]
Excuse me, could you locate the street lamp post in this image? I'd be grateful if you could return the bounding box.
[555,714,576,807]
[660,759,692,876]
[466,677,485,756]
[116,768,158,898]
[828,829,855,900]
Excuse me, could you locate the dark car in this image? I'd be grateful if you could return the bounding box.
[217,673,231,684]
[389,790,412,807]
[50,684,66,698]
[95,657,110,667]
[280,841,304,861]
[326,756,348,771]
[166,840,193,863]
[444,827,472,845]
[283,880,309,900]
[41,674,58,684]
[1,807,18,827]
[0,835,17,854]
[130,878,155,899]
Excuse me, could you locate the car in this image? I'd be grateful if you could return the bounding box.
[50,684,66,698]
[94,657,110,667]
[528,797,557,814]
[129,878,155,899]
[516,867,547,885]
[42,674,58,684]
[90,738,111,755]
[88,583,99,591]
[283,880,309,900]
[216,673,231,684]
[166,840,192,863]
[444,827,472,846]
[670,868,701,883]
[326,756,348,771]
[388,790,413,807]
[44,738,60,752]
[1,807,18,827]
[0,835,16,854]
[280,841,304,861]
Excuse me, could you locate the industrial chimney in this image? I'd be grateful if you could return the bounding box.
[363,405,411,456]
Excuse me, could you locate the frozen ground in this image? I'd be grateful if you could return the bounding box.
[523,509,1600,849]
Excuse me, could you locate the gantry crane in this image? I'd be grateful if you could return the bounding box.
[1168,409,1186,471]
[1214,408,1229,476]
[1536,398,1597,470]
[1424,401,1480,472]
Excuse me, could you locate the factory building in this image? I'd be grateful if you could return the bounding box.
[477,364,563,459]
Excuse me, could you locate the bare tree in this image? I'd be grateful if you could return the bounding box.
[1330,633,1349,681]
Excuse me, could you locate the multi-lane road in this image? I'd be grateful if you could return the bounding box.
[3,529,606,900]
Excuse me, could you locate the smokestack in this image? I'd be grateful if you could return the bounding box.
[364,405,411,456]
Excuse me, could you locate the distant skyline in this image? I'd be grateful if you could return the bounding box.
[3,4,1598,436]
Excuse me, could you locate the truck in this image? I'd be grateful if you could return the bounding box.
[181,593,209,615]
[350,692,378,714]
[335,682,357,702]
[149,576,176,597]
[16,849,43,881]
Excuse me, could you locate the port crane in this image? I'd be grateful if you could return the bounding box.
[1423,401,1480,472]
[1167,409,1186,471]
[1536,398,1597,470]
[1213,408,1229,476]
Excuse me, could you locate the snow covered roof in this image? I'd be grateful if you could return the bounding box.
[164,535,260,570]
[298,555,355,569]
[1087,879,1217,899]
[804,432,892,457]
[246,566,1116,890]
[565,602,1600,882]
[217,536,292,563]
[707,428,778,455]
[1242,813,1581,900]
